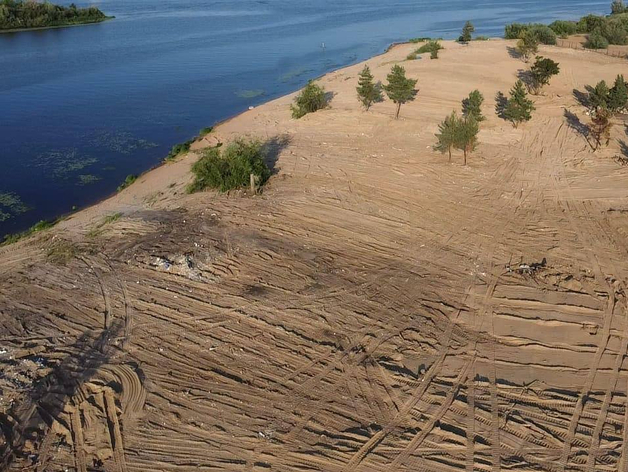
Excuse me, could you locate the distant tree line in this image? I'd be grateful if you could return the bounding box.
[0,0,109,31]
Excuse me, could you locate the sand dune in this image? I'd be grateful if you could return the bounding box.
[2,39,628,471]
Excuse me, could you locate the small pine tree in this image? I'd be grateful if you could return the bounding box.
[504,80,535,128]
[609,74,628,114]
[459,21,475,43]
[529,56,560,94]
[356,65,383,111]
[589,80,610,112]
[383,65,418,119]
[291,81,327,119]
[435,111,460,162]
[589,108,613,150]
[462,90,485,122]
[454,116,479,166]
[516,30,539,62]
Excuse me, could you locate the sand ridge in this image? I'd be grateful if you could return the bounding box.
[2,39,628,471]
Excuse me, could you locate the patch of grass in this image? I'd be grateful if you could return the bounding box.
[164,139,194,162]
[187,139,270,194]
[408,37,435,43]
[199,127,213,137]
[46,239,80,265]
[2,219,57,246]
[87,212,122,238]
[235,89,265,99]
[117,174,137,192]
[473,35,490,41]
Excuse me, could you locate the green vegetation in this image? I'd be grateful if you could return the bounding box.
[434,112,480,165]
[585,29,610,49]
[77,174,101,186]
[383,65,418,119]
[462,90,485,122]
[46,238,80,264]
[459,21,475,43]
[199,126,213,137]
[503,80,535,128]
[408,36,436,43]
[165,139,193,162]
[516,30,539,62]
[587,76,628,113]
[2,219,56,246]
[529,56,560,94]
[117,174,138,192]
[612,0,628,14]
[187,139,271,194]
[407,40,443,60]
[87,212,122,238]
[435,111,460,162]
[0,0,111,31]
[291,81,328,119]
[235,89,265,99]
[356,65,383,111]
[504,23,557,44]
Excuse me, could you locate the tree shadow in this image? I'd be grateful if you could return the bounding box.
[573,88,591,109]
[0,321,123,469]
[618,140,628,164]
[564,109,593,149]
[517,69,535,92]
[495,91,508,119]
[263,134,292,175]
[507,46,523,60]
[324,91,336,106]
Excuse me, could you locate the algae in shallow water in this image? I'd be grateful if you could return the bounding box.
[235,89,265,99]
[35,149,98,180]
[0,192,30,215]
[90,130,158,155]
[77,174,101,186]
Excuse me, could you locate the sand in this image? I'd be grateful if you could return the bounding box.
[2,39,628,472]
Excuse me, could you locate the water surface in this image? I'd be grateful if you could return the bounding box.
[0,0,608,234]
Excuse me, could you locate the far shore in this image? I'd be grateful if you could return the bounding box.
[0,16,114,34]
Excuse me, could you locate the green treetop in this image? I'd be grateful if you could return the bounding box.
[356,65,383,111]
[504,80,535,128]
[383,65,418,119]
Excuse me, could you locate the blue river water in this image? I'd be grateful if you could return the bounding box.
[0,0,608,234]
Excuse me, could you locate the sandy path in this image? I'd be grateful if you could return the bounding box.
[1,39,628,472]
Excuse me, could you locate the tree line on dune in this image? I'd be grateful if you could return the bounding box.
[0,0,108,31]
[176,17,628,198]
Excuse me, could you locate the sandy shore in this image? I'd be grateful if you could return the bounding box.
[2,39,628,471]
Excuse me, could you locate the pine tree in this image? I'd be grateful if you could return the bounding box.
[455,116,479,165]
[609,74,628,114]
[356,65,383,111]
[588,80,610,112]
[516,30,539,62]
[435,111,460,162]
[529,56,560,94]
[462,90,485,122]
[459,21,475,43]
[504,80,535,128]
[383,65,418,119]
[611,0,628,14]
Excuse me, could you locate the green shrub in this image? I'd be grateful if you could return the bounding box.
[165,139,194,161]
[416,40,443,54]
[406,51,418,60]
[187,139,271,193]
[549,20,578,36]
[473,35,490,41]
[529,25,557,45]
[577,15,607,33]
[602,19,628,44]
[291,81,328,119]
[117,174,138,192]
[408,37,434,43]
[505,23,530,39]
[504,23,556,44]
[199,127,213,137]
[585,29,610,49]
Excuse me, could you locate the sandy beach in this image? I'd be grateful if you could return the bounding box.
[2,38,628,471]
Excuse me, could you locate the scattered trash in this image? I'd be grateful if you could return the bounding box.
[507,257,547,275]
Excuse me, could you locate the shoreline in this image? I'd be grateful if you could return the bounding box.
[0,16,114,34]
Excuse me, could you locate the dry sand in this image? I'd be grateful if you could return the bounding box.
[2,39,628,472]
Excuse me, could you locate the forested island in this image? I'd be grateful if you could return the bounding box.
[0,0,111,32]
